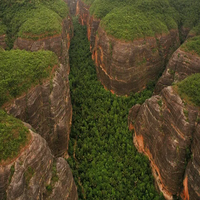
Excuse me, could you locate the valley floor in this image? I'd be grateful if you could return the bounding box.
[67,18,164,200]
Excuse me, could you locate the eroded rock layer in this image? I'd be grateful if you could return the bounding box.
[4,62,72,157]
[0,124,78,200]
[155,48,200,94]
[128,86,200,199]
[76,0,180,95]
[14,16,73,72]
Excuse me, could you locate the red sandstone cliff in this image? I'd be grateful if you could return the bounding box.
[7,16,73,157]
[155,47,200,94]
[0,123,78,200]
[14,16,73,73]
[128,86,200,199]
[75,0,180,95]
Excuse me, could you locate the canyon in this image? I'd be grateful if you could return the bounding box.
[1,0,200,199]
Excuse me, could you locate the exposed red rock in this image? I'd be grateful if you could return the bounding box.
[76,0,180,95]
[64,0,78,15]
[155,48,200,94]
[14,16,73,72]
[128,86,200,199]
[0,124,78,200]
[4,63,72,157]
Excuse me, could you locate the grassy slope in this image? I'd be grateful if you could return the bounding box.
[0,49,58,107]
[0,109,29,162]
[68,18,164,200]
[177,73,200,107]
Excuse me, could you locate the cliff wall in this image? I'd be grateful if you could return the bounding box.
[128,86,200,199]
[0,123,78,200]
[5,16,73,157]
[155,46,200,94]
[75,0,180,95]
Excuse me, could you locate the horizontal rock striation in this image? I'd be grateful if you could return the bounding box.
[155,48,200,94]
[128,86,200,199]
[93,27,179,95]
[76,0,180,95]
[0,34,6,49]
[4,62,72,157]
[14,16,73,72]
[0,124,78,200]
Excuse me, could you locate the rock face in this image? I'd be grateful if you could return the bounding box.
[0,124,78,200]
[6,16,73,157]
[155,48,200,94]
[75,0,180,95]
[0,34,7,49]
[128,86,200,199]
[14,16,73,72]
[4,62,72,157]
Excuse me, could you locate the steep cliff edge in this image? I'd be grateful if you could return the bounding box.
[0,50,72,157]
[155,36,200,94]
[0,111,77,200]
[128,76,200,199]
[75,0,180,95]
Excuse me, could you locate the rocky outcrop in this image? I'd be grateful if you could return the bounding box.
[7,15,73,157]
[181,123,200,200]
[76,0,180,95]
[0,34,6,49]
[0,124,78,200]
[128,86,200,199]
[3,62,72,157]
[14,16,73,72]
[93,27,179,95]
[155,48,200,94]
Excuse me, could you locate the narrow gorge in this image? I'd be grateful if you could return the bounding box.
[1,0,200,199]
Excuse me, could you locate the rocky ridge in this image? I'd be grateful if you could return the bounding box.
[155,45,200,94]
[128,86,200,199]
[75,0,180,95]
[0,123,78,200]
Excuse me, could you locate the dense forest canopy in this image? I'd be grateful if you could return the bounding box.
[68,18,164,200]
[82,0,200,41]
[0,0,69,48]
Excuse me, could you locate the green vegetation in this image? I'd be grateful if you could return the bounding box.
[0,49,58,106]
[25,166,35,185]
[68,18,164,200]
[45,161,59,196]
[0,21,6,35]
[1,0,69,48]
[181,36,200,56]
[9,165,15,183]
[0,110,29,162]
[82,0,200,41]
[84,0,177,41]
[177,73,200,107]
